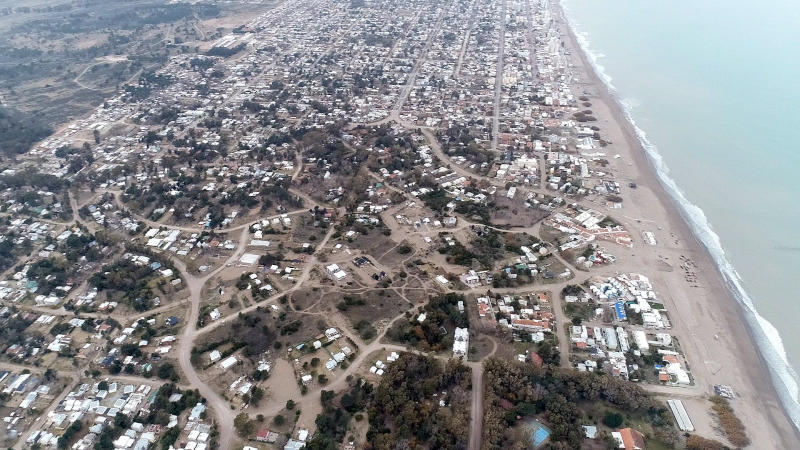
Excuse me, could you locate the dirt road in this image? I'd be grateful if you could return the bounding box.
[467,361,484,450]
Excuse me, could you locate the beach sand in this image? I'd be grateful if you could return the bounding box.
[553,1,800,447]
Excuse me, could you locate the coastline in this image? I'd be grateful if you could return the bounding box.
[553,0,800,447]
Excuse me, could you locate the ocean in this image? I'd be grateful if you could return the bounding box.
[559,0,800,429]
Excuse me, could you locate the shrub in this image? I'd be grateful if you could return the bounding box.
[686,434,727,450]
[234,413,254,436]
[602,411,623,428]
[710,396,750,447]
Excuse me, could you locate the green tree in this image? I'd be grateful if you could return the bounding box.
[233,413,254,436]
[602,411,623,428]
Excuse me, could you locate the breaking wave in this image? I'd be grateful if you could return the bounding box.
[562,2,800,431]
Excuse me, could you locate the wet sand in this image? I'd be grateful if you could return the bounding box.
[553,1,800,447]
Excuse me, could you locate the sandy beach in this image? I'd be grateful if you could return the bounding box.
[553,1,800,447]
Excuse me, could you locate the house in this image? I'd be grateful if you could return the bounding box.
[477,297,491,317]
[220,356,237,370]
[452,327,469,359]
[284,440,305,450]
[325,263,347,281]
[511,319,552,333]
[611,428,645,450]
[255,427,278,443]
[189,403,206,421]
[284,429,309,450]
[209,350,221,363]
[209,309,221,321]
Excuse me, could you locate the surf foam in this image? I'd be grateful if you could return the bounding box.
[561,0,800,431]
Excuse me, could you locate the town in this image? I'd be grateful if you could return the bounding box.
[0,0,756,449]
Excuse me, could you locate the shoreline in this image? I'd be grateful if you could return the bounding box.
[553,0,800,446]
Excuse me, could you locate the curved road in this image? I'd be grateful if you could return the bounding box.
[173,208,338,449]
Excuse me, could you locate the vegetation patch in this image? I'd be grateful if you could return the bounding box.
[387,293,468,352]
[481,358,678,449]
[366,353,471,449]
[710,395,750,447]
[305,379,374,448]
[685,434,728,450]
[0,106,52,155]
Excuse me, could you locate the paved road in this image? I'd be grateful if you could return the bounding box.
[391,0,454,117]
[454,0,479,78]
[524,0,540,81]
[491,0,508,151]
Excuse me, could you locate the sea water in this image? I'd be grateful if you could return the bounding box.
[560,0,800,430]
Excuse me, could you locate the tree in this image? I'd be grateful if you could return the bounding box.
[320,390,335,403]
[273,414,286,426]
[57,420,82,449]
[480,357,668,449]
[602,411,623,428]
[234,413,254,436]
[157,362,179,381]
[366,354,469,449]
[250,386,264,406]
[286,399,296,410]
[537,340,560,365]
[114,412,130,429]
